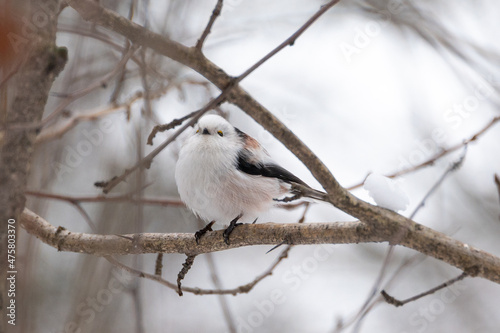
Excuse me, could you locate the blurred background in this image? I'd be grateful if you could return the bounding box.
[11,0,500,332]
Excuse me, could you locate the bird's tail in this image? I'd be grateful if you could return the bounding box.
[275,182,329,203]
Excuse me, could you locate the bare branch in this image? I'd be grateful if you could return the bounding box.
[20,208,500,285]
[195,0,223,50]
[105,244,290,296]
[4,46,136,132]
[177,254,197,296]
[25,190,183,206]
[35,91,143,144]
[36,81,175,144]
[236,0,340,83]
[147,110,199,145]
[381,271,469,307]
[409,146,467,220]
[495,174,500,213]
[348,116,500,191]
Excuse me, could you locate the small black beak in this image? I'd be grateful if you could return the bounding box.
[202,128,210,135]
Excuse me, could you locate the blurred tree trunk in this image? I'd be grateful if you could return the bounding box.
[0,0,66,330]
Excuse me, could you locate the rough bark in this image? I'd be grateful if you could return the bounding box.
[0,0,66,330]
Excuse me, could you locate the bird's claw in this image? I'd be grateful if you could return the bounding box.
[194,221,215,244]
[223,222,242,245]
[223,214,243,245]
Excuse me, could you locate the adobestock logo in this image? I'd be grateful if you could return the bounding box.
[54,269,134,333]
[442,81,494,129]
[51,119,115,181]
[7,0,59,54]
[397,79,494,172]
[402,280,467,333]
[236,244,336,333]
[339,0,413,63]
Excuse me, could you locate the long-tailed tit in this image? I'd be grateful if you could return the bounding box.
[175,114,326,244]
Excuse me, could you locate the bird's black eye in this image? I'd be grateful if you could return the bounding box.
[217,130,223,137]
[202,128,209,135]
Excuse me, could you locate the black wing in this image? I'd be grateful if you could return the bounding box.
[237,150,308,186]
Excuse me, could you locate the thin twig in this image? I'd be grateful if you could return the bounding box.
[4,46,138,132]
[409,146,467,220]
[139,47,153,117]
[147,109,199,145]
[105,245,292,296]
[36,91,144,144]
[109,39,131,104]
[25,190,184,206]
[347,116,500,191]
[494,174,500,215]
[348,246,395,333]
[236,0,340,84]
[58,24,158,75]
[195,0,223,50]
[37,81,175,144]
[381,272,469,307]
[177,254,197,296]
[72,202,98,232]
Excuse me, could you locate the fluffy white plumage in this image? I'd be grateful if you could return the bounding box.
[175,114,298,226]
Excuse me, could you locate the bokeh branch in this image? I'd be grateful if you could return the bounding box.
[348,116,500,190]
[381,272,469,307]
[106,245,291,296]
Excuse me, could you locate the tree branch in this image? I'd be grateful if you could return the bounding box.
[20,208,500,284]
[347,116,500,190]
[495,174,500,211]
[106,243,293,296]
[195,0,223,50]
[381,272,469,307]
[25,190,183,206]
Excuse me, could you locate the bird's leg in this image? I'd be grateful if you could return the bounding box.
[223,213,243,245]
[195,221,215,244]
